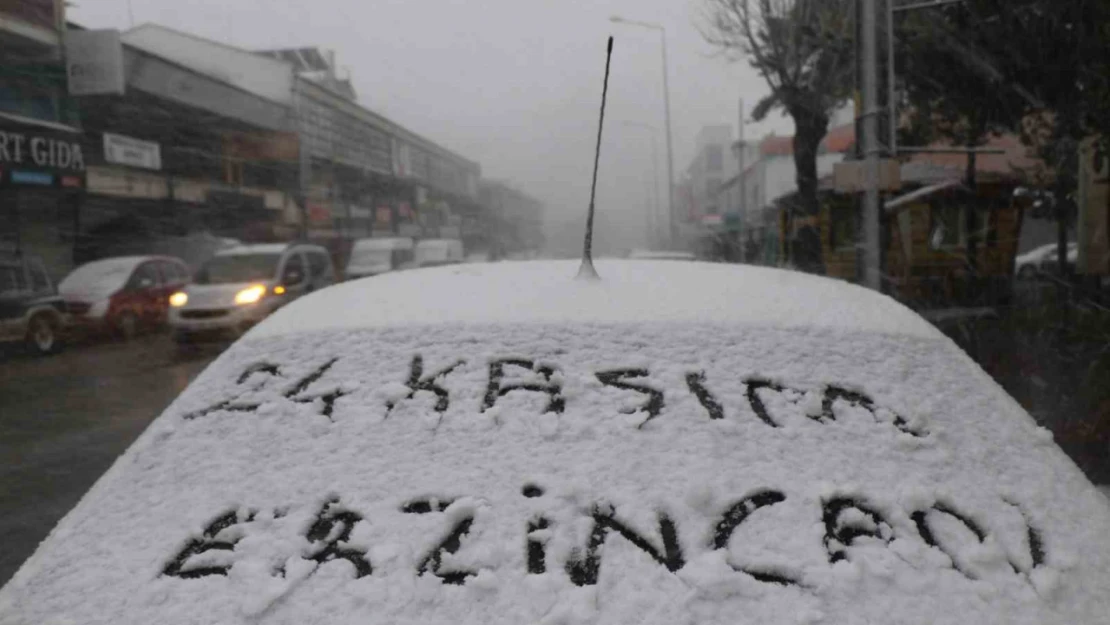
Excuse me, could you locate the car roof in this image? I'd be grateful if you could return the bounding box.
[215,243,290,256]
[5,260,1110,625]
[352,237,414,250]
[73,255,176,272]
[250,259,940,340]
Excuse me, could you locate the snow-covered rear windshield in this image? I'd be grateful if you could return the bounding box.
[6,322,1109,625]
[196,254,281,284]
[58,259,139,294]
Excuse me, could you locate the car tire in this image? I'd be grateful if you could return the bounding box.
[25,314,61,356]
[117,312,140,341]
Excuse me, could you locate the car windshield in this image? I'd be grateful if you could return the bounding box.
[195,254,280,284]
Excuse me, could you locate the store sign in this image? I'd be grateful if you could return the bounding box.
[0,130,85,172]
[104,133,162,171]
[10,170,53,186]
[0,0,57,30]
[65,30,125,96]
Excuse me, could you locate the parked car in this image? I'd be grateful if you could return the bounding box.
[169,243,335,344]
[0,253,66,355]
[60,256,191,339]
[345,237,415,280]
[1014,242,1077,279]
[4,260,1110,624]
[414,238,465,268]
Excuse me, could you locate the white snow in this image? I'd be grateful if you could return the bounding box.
[58,256,149,299]
[3,261,1110,625]
[251,260,941,339]
[217,243,290,256]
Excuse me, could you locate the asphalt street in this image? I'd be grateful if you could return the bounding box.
[0,335,221,586]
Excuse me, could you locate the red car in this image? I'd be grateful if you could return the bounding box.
[60,256,191,339]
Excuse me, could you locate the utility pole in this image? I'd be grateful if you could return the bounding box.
[737,97,747,259]
[860,0,882,291]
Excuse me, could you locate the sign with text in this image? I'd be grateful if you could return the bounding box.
[64,30,125,96]
[0,129,84,173]
[103,133,161,171]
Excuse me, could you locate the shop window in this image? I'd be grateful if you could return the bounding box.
[929,203,964,248]
[830,204,858,251]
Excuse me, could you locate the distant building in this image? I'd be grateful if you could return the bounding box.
[478,181,544,257]
[680,125,739,226]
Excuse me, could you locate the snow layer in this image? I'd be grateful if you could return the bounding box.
[249,260,941,339]
[58,256,148,299]
[4,263,1110,625]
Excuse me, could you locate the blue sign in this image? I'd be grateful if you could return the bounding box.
[11,170,54,186]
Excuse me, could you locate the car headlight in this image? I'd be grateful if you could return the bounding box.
[234,284,267,305]
[169,292,188,307]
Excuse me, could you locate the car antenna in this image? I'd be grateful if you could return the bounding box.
[577,35,613,281]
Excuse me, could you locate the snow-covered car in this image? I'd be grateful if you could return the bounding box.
[3,260,1110,625]
[60,256,191,339]
[168,243,335,345]
[1014,242,1076,279]
[414,238,464,268]
[345,237,415,280]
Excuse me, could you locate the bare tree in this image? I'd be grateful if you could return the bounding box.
[702,0,854,273]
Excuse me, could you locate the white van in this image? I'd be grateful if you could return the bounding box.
[345,237,415,280]
[414,238,465,268]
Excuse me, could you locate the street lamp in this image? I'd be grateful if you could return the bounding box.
[610,15,676,248]
[620,121,662,247]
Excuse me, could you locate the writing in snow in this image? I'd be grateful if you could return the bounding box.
[161,487,1048,592]
[181,355,928,437]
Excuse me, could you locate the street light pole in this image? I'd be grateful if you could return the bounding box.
[611,16,676,249]
[621,121,662,247]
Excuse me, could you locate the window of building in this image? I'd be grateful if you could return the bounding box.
[706,145,724,172]
[706,178,721,198]
[829,204,858,251]
[929,203,965,248]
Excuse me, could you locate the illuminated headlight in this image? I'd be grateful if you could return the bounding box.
[88,299,110,318]
[169,292,188,307]
[234,284,267,305]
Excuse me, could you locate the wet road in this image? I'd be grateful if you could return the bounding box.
[0,336,221,586]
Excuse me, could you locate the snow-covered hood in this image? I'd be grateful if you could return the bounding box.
[4,263,1110,625]
[183,282,271,309]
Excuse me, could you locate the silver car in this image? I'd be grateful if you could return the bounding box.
[169,243,335,344]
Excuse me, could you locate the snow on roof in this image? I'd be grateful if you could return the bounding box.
[215,243,289,256]
[4,261,1110,624]
[250,260,940,340]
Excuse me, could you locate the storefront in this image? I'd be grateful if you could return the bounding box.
[0,119,86,280]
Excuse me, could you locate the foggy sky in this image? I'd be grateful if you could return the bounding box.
[73,0,794,254]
